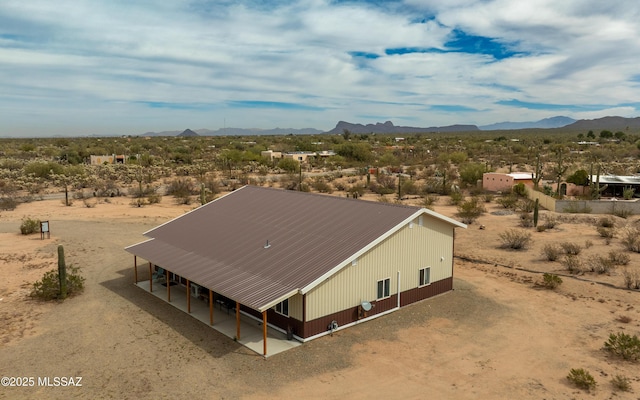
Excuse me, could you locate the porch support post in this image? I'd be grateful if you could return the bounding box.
[235,301,240,340]
[149,262,153,292]
[186,279,191,313]
[262,311,267,356]
[166,270,170,302]
[209,289,213,325]
[134,256,138,284]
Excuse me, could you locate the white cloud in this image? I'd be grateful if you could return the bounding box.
[0,0,639,135]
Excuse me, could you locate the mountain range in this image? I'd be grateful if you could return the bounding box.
[140,115,640,137]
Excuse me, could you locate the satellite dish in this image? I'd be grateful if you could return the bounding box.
[361,301,372,312]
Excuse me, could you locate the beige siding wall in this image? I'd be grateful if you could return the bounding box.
[288,293,303,320]
[305,215,455,320]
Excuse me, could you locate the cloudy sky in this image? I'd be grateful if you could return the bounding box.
[1,0,639,136]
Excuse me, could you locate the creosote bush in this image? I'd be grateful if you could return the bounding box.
[562,255,583,274]
[498,229,532,250]
[542,244,562,261]
[560,241,581,255]
[622,269,640,289]
[597,216,615,228]
[620,227,640,252]
[496,194,518,209]
[20,217,40,235]
[587,255,614,274]
[456,197,485,224]
[604,332,640,362]
[610,375,631,392]
[566,368,596,391]
[538,273,562,289]
[608,250,629,266]
[30,265,85,301]
[544,215,558,229]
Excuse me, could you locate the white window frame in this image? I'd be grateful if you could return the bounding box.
[274,299,289,317]
[419,267,431,287]
[377,278,391,300]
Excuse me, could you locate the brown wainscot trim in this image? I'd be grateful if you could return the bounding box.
[303,277,453,339]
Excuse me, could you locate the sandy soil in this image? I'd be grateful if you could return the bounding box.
[0,193,639,399]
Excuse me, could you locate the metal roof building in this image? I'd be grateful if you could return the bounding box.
[126,186,466,355]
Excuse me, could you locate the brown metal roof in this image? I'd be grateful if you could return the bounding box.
[126,186,463,312]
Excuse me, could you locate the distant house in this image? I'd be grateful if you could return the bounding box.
[589,175,640,198]
[126,186,466,355]
[482,172,534,192]
[283,151,315,163]
[90,154,126,165]
[261,150,282,162]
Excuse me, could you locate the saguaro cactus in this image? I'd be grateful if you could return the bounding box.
[533,198,539,227]
[58,245,67,299]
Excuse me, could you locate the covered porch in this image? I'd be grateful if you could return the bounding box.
[133,261,301,357]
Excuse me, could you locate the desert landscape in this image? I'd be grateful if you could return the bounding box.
[1,190,639,400]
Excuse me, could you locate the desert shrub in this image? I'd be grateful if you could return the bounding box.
[560,242,581,255]
[517,198,535,213]
[456,197,485,224]
[496,194,518,209]
[622,269,640,289]
[608,250,629,266]
[584,240,593,249]
[536,225,547,232]
[610,375,631,392]
[542,244,563,261]
[333,181,347,191]
[448,191,464,206]
[311,177,333,194]
[423,194,438,208]
[369,174,396,195]
[518,212,533,227]
[512,182,527,197]
[538,273,562,289]
[20,217,40,235]
[596,226,615,240]
[597,216,615,228]
[562,255,583,274]
[347,184,366,198]
[0,196,19,211]
[30,265,85,300]
[612,208,632,219]
[481,193,494,203]
[566,368,596,391]
[623,188,636,200]
[498,229,532,250]
[146,192,161,204]
[400,179,419,195]
[543,215,559,229]
[587,255,614,274]
[620,227,640,252]
[603,332,640,362]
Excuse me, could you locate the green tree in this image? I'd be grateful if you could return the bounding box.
[277,158,299,173]
[458,162,485,187]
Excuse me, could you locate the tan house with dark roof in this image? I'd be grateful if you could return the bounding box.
[126,186,466,355]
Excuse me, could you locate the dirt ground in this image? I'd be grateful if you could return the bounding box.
[0,192,639,399]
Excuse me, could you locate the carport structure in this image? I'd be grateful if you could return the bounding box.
[130,263,300,356]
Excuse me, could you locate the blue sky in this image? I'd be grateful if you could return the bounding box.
[1,0,639,136]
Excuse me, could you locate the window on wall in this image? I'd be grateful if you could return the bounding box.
[377,278,390,299]
[419,267,431,286]
[274,299,289,316]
